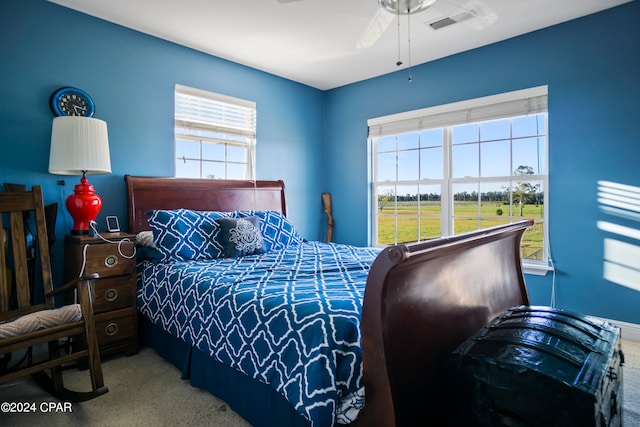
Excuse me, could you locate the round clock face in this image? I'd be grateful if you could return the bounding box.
[50,87,95,117]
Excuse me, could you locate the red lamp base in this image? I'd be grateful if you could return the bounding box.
[66,176,103,235]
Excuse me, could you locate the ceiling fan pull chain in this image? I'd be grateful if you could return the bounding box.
[407,11,413,82]
[396,4,402,66]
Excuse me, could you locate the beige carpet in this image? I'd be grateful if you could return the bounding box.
[1,340,639,426]
[624,339,640,426]
[0,347,250,427]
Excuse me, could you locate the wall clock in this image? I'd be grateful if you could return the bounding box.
[50,87,95,117]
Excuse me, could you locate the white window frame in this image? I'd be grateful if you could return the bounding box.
[368,86,551,276]
[174,84,256,180]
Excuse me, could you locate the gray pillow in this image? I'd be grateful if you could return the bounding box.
[216,216,266,257]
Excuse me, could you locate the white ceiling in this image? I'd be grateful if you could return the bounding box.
[48,0,631,90]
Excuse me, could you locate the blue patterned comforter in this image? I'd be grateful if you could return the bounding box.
[137,241,380,426]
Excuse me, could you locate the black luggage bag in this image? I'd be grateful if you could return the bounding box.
[448,305,624,427]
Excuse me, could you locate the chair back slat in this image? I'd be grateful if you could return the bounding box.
[9,210,30,309]
[32,187,55,308]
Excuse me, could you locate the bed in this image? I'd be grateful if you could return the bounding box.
[124,175,532,426]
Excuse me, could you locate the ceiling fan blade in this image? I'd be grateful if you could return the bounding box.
[452,0,498,30]
[356,8,395,49]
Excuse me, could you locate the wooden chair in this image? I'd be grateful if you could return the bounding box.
[0,185,107,401]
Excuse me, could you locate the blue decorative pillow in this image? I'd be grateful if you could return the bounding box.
[216,216,266,258]
[232,210,303,251]
[146,209,229,262]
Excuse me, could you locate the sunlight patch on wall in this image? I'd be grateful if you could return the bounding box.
[597,180,640,292]
[602,238,640,292]
[598,180,640,220]
[597,221,640,241]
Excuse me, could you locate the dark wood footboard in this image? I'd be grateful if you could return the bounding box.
[357,220,533,426]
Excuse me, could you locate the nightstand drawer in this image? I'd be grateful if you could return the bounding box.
[93,276,136,314]
[95,308,136,346]
[83,242,135,278]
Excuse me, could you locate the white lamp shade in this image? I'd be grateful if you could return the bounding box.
[49,116,112,175]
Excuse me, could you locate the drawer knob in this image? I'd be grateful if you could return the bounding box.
[105,323,119,336]
[105,255,118,267]
[105,289,119,302]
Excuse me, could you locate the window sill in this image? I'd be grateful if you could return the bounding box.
[523,262,553,276]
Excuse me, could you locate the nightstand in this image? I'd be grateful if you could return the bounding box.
[64,232,138,357]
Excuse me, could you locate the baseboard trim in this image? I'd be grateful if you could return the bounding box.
[595,317,640,342]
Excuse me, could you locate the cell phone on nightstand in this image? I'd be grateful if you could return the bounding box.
[106,216,120,232]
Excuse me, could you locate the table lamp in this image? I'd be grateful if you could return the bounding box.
[49,116,111,235]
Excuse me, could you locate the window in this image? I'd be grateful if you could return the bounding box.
[369,86,549,273]
[174,84,256,179]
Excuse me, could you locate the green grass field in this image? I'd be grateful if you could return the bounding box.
[377,201,544,260]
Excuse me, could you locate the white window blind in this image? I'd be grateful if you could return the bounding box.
[368,86,547,138]
[175,84,256,139]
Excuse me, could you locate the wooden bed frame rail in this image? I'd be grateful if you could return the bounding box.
[356,219,533,426]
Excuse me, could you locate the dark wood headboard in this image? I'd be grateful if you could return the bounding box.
[357,220,532,426]
[124,175,287,234]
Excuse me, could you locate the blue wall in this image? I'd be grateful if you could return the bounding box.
[325,1,640,324]
[1,0,638,325]
[0,0,325,280]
